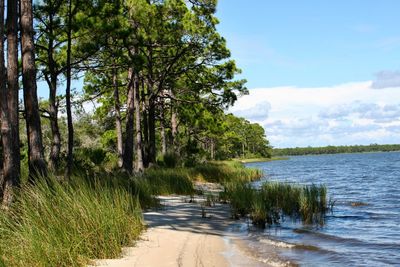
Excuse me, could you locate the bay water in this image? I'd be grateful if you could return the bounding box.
[237,152,400,266]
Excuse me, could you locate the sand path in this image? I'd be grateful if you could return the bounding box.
[91,195,272,267]
[91,195,235,267]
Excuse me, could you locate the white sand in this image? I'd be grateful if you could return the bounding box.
[91,195,270,267]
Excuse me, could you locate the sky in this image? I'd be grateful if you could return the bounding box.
[216,0,400,148]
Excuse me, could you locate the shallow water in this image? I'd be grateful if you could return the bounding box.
[240,152,400,266]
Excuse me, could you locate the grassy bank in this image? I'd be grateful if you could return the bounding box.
[1,161,325,265]
[0,175,144,267]
[0,162,261,266]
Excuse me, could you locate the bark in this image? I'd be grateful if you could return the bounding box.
[160,98,167,155]
[1,0,20,207]
[210,139,215,160]
[141,86,149,167]
[45,7,61,171]
[147,96,157,165]
[171,106,178,152]
[47,75,61,171]
[122,68,135,173]
[0,0,2,188]
[65,0,73,179]
[20,0,47,180]
[113,63,123,168]
[133,72,144,172]
[0,0,6,201]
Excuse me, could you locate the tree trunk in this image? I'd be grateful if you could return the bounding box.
[20,0,47,180]
[1,0,20,207]
[46,9,61,172]
[113,63,123,168]
[160,98,167,155]
[134,72,144,172]
[171,106,178,153]
[47,75,61,171]
[0,0,4,197]
[122,68,135,173]
[210,138,215,160]
[65,0,74,179]
[141,86,149,167]
[147,96,156,165]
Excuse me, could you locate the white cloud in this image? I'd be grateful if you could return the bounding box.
[371,70,400,89]
[234,101,271,121]
[230,81,400,147]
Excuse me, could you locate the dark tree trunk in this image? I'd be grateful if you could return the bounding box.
[20,0,47,180]
[148,96,156,165]
[122,68,135,173]
[133,72,144,172]
[47,75,61,171]
[1,0,20,207]
[65,0,73,179]
[141,86,149,167]
[160,98,167,155]
[113,63,123,168]
[45,8,61,172]
[0,0,4,196]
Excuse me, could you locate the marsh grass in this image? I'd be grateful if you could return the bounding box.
[0,161,262,266]
[191,161,262,183]
[143,168,194,195]
[225,181,331,227]
[0,175,144,267]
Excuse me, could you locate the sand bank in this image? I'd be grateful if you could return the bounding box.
[91,195,270,267]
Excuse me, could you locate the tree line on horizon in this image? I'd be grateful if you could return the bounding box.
[0,0,271,207]
[272,144,400,156]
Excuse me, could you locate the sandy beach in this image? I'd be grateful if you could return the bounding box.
[91,194,270,267]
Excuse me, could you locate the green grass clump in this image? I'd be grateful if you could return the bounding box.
[143,168,195,195]
[224,180,331,227]
[0,175,144,267]
[191,161,262,183]
[299,184,328,224]
[223,181,254,218]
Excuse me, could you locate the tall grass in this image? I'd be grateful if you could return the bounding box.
[0,161,262,266]
[224,180,331,227]
[191,161,262,183]
[0,175,143,267]
[142,168,194,195]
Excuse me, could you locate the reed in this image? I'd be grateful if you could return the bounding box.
[224,181,254,218]
[225,180,330,227]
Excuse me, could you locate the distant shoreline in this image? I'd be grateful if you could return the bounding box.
[236,157,289,163]
[272,144,400,157]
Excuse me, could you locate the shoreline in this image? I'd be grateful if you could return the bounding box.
[237,157,289,163]
[90,195,273,267]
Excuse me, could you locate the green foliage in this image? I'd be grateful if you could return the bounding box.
[157,152,179,168]
[0,175,143,267]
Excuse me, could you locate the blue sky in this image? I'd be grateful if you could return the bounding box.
[217,1,400,147]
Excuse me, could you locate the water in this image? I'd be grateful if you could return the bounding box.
[240,152,400,266]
